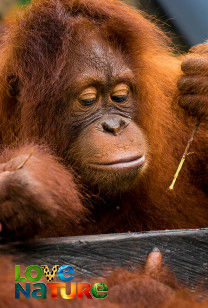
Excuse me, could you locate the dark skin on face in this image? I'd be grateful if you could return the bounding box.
[65,35,148,192]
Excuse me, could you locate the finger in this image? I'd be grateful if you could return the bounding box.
[178,94,208,119]
[190,43,208,55]
[181,57,208,75]
[177,75,208,94]
[145,247,162,275]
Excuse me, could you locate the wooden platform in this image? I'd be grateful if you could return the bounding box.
[1,228,208,287]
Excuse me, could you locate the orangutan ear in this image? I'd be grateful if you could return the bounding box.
[7,75,19,97]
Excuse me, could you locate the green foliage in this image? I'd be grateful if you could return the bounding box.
[17,0,31,6]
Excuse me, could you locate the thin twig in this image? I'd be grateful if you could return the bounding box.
[16,149,34,170]
[169,120,200,190]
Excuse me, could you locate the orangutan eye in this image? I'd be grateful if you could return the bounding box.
[111,83,129,103]
[79,87,97,106]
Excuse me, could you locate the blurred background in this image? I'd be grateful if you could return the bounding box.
[1,0,208,51]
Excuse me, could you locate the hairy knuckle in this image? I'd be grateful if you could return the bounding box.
[177,76,185,89]
[181,58,192,72]
[190,43,208,54]
[177,76,190,91]
[181,57,208,76]
[178,96,187,107]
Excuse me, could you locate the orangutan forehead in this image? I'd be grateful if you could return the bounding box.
[67,32,133,85]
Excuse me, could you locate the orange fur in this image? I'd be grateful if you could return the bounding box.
[0,1,207,305]
[0,0,206,237]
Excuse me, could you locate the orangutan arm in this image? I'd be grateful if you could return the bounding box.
[0,144,86,240]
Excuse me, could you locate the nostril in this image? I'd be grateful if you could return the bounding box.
[119,119,127,128]
[102,122,115,134]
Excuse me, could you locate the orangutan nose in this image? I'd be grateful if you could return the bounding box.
[100,115,128,135]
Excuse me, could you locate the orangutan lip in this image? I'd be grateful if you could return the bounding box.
[90,155,145,169]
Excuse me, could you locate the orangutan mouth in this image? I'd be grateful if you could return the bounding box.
[90,155,146,169]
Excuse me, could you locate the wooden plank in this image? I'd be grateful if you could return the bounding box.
[1,228,208,287]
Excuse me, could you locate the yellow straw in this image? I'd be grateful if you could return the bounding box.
[169,120,200,190]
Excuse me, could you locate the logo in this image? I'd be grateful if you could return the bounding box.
[15,265,108,300]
